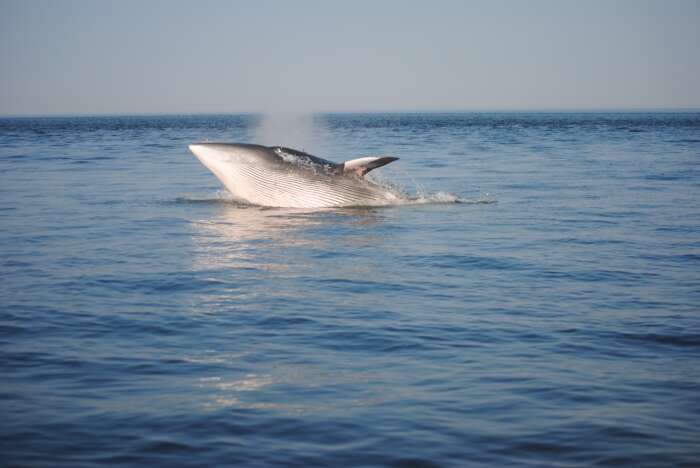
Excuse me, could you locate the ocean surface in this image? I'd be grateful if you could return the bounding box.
[1,112,699,467]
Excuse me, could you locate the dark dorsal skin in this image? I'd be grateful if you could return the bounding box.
[269,146,341,172]
[270,146,398,177]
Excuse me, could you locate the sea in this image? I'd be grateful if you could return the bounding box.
[1,112,699,467]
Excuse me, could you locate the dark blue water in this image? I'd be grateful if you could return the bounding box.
[1,113,699,467]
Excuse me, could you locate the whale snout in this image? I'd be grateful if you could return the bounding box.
[188,143,250,160]
[188,144,204,159]
[188,144,210,160]
[187,145,202,156]
[188,143,270,169]
[188,144,231,178]
[188,143,229,165]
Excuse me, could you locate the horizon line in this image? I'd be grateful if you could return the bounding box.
[1,107,700,119]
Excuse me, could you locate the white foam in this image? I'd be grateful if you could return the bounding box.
[366,171,496,206]
[401,191,497,205]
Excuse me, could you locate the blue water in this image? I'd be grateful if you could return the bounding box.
[1,113,699,467]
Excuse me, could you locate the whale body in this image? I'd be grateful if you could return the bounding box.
[188,143,401,208]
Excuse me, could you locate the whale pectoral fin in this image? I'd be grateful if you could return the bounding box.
[342,156,399,177]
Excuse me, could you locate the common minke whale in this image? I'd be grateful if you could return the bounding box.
[188,143,401,208]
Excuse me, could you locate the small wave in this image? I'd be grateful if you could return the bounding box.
[172,191,251,207]
[619,332,700,348]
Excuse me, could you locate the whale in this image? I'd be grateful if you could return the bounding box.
[188,143,401,208]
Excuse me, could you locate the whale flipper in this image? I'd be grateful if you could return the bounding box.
[342,156,399,177]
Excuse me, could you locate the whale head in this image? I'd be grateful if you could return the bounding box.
[189,143,277,173]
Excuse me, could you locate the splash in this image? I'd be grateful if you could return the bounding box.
[367,169,497,206]
[401,191,497,205]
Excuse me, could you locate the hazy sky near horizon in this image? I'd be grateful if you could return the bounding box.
[1,0,699,115]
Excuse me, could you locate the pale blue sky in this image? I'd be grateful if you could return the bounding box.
[1,0,699,115]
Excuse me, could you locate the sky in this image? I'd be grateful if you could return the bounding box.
[1,0,699,116]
